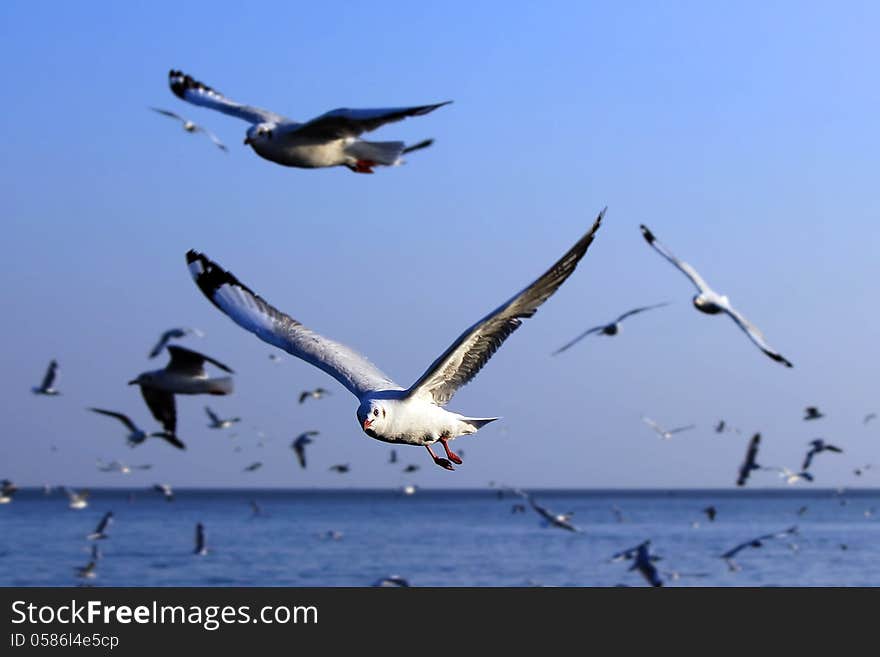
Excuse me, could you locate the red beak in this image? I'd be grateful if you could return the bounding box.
[362,419,373,431]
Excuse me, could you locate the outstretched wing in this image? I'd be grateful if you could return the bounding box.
[723,305,793,368]
[615,301,670,323]
[40,360,58,390]
[406,210,605,406]
[186,251,399,398]
[150,107,185,123]
[166,345,234,375]
[551,325,605,356]
[204,406,220,424]
[169,70,287,125]
[285,102,451,141]
[140,388,176,433]
[89,408,137,433]
[639,225,712,294]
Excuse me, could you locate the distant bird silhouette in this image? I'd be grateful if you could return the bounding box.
[702,506,717,522]
[243,462,262,472]
[0,480,18,504]
[32,359,61,395]
[299,388,331,404]
[96,460,151,474]
[150,107,228,151]
[552,302,669,354]
[372,575,410,587]
[329,464,350,474]
[88,408,179,448]
[515,490,579,532]
[736,433,762,487]
[803,406,824,421]
[765,467,814,485]
[715,420,726,433]
[864,413,877,425]
[205,406,240,429]
[721,526,798,571]
[611,540,663,587]
[796,505,809,516]
[87,512,113,540]
[148,327,205,359]
[389,450,398,464]
[802,439,843,470]
[75,559,97,580]
[291,431,318,469]
[854,464,874,477]
[641,416,695,440]
[249,500,266,517]
[194,522,208,555]
[320,530,344,541]
[611,505,625,523]
[511,504,527,514]
[64,488,89,510]
[153,483,174,501]
[402,464,420,474]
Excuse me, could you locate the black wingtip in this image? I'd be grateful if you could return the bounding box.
[639,224,655,244]
[169,69,218,101]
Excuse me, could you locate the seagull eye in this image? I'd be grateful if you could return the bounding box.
[373,409,379,417]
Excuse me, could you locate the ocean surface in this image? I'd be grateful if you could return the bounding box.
[1,488,878,587]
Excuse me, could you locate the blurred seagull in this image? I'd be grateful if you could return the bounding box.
[168,69,449,173]
[736,433,763,487]
[552,302,669,354]
[194,522,208,556]
[521,492,579,532]
[87,511,113,540]
[715,420,726,433]
[88,408,180,449]
[329,464,350,474]
[854,464,874,477]
[611,540,663,587]
[765,467,814,485]
[291,431,318,469]
[148,327,205,359]
[0,480,18,504]
[299,388,331,404]
[186,211,604,471]
[32,359,61,395]
[721,526,798,571]
[703,506,717,522]
[864,413,877,425]
[129,346,234,438]
[96,460,152,474]
[639,225,792,367]
[205,406,240,429]
[802,439,843,470]
[389,449,398,464]
[64,488,89,510]
[403,464,420,474]
[372,575,410,587]
[249,500,266,517]
[641,416,695,440]
[75,559,97,580]
[803,406,824,421]
[152,483,174,501]
[243,462,262,473]
[150,107,227,151]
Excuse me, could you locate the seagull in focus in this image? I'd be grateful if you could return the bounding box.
[194,522,208,556]
[168,69,449,173]
[291,431,318,469]
[148,327,205,359]
[552,302,669,354]
[87,512,113,540]
[736,433,763,487]
[640,225,792,367]
[803,406,824,421]
[150,107,227,151]
[329,464,350,474]
[64,488,89,510]
[186,210,605,471]
[611,540,663,587]
[0,480,18,504]
[372,575,410,587]
[641,416,695,440]
[205,406,240,429]
[802,439,843,470]
[88,408,180,449]
[129,346,234,438]
[32,359,61,395]
[721,526,798,571]
[243,462,262,473]
[299,388,331,404]
[152,483,174,501]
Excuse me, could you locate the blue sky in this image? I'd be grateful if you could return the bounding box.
[2,1,878,489]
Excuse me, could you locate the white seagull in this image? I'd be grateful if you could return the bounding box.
[186,210,604,470]
[148,327,205,359]
[129,346,234,438]
[87,511,113,540]
[88,408,181,449]
[204,405,240,429]
[64,488,89,510]
[33,359,61,395]
[0,480,18,504]
[299,388,331,404]
[641,416,695,440]
[168,69,449,173]
[639,225,793,367]
[150,107,228,151]
[153,483,174,502]
[552,302,669,355]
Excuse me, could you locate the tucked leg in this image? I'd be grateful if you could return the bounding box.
[439,438,463,465]
[425,445,454,471]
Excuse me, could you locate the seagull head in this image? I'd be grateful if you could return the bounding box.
[128,372,153,386]
[244,123,275,146]
[357,400,388,437]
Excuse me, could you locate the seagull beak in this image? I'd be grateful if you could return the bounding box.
[127,379,138,386]
[362,419,373,431]
[243,137,252,145]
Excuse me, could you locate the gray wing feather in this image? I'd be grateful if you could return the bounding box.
[285,102,451,141]
[639,225,711,294]
[89,408,137,433]
[615,302,670,323]
[168,70,288,126]
[723,304,793,367]
[551,325,605,355]
[406,210,605,406]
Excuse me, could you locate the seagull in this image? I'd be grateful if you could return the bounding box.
[249,500,265,517]
[802,439,843,470]
[641,416,695,440]
[796,505,809,516]
[0,480,18,504]
[168,69,449,173]
[75,559,97,580]
[864,413,877,425]
[194,522,208,556]
[291,431,318,469]
[401,484,417,496]
[148,327,205,359]
[88,408,181,449]
[299,388,331,404]
[639,225,792,367]
[319,530,344,541]
[204,406,240,429]
[721,526,798,571]
[186,211,605,470]
[64,488,89,510]
[803,406,824,421]
[765,467,814,485]
[243,462,262,473]
[521,492,578,532]
[96,460,152,474]
[87,512,113,540]
[736,433,762,487]
[152,483,174,501]
[150,107,227,151]
[715,420,726,433]
[32,359,60,395]
[388,449,398,464]
[611,540,663,587]
[854,464,874,477]
[402,464,420,473]
[552,302,669,354]
[129,346,234,438]
[702,506,717,522]
[372,575,410,587]
[329,464,350,474]
[610,505,625,523]
[511,503,527,514]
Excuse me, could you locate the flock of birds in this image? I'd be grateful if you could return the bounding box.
[6,67,878,587]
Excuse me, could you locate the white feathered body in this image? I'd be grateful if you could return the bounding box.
[359,394,493,447]
[137,369,233,396]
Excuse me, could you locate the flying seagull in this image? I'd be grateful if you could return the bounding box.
[715,420,726,433]
[32,359,60,395]
[129,346,234,437]
[299,388,331,404]
[372,575,410,587]
[765,467,814,485]
[641,416,695,440]
[854,464,874,477]
[96,460,152,474]
[802,439,843,470]
[88,408,181,449]
[864,413,877,425]
[205,405,240,429]
[75,559,97,580]
[0,480,18,504]
[64,488,89,510]
[389,449,398,464]
[403,464,420,473]
[703,506,717,522]
[291,431,319,469]
[87,512,113,540]
[194,522,208,556]
[152,483,174,501]
[803,406,824,421]
[639,225,792,367]
[148,327,205,359]
[329,464,350,474]
[186,210,605,470]
[517,490,578,532]
[721,526,798,571]
[243,462,263,473]
[611,540,663,587]
[736,433,762,487]
[552,302,669,355]
[168,69,449,173]
[150,107,227,151]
